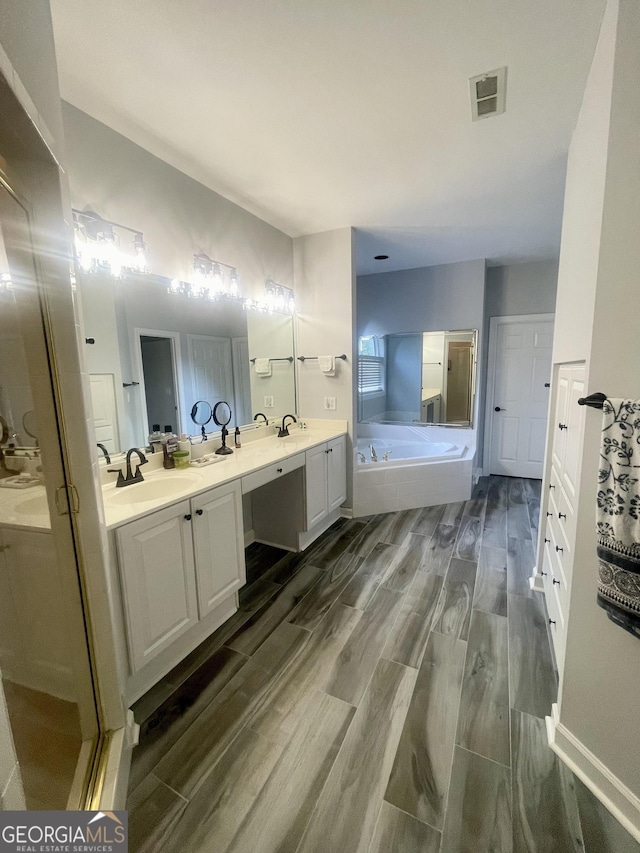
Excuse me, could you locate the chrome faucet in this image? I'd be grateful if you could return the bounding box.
[278,414,297,437]
[357,452,367,463]
[97,443,111,465]
[369,443,378,462]
[108,447,148,487]
[253,412,269,425]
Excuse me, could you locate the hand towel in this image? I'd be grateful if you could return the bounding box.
[596,398,640,638]
[318,355,335,376]
[254,358,272,377]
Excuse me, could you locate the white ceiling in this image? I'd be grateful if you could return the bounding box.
[50,0,606,275]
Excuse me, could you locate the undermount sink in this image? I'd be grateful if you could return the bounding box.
[14,494,50,517]
[276,434,317,448]
[105,473,202,506]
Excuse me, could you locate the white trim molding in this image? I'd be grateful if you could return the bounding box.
[547,703,640,844]
[483,313,555,477]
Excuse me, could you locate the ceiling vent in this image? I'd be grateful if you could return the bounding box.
[469,67,507,121]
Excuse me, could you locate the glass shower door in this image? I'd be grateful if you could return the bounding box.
[0,178,99,809]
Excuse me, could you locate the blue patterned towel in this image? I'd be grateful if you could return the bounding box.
[597,399,640,637]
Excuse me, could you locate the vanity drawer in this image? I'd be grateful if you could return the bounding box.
[241,452,304,494]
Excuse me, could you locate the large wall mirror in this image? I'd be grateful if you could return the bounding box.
[79,270,296,453]
[358,329,477,427]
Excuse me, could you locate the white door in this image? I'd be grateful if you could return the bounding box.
[89,373,119,454]
[188,335,234,412]
[487,315,554,478]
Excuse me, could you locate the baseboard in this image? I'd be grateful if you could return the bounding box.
[547,703,640,844]
[340,505,353,519]
[244,528,255,548]
[529,567,545,592]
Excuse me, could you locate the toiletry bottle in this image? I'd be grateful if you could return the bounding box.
[148,424,163,454]
[234,426,241,448]
[162,425,178,469]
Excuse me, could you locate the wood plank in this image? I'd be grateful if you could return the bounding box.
[411,503,446,537]
[311,520,368,568]
[338,541,399,610]
[287,552,363,631]
[511,709,584,853]
[382,570,444,668]
[226,562,324,655]
[384,632,466,829]
[454,516,483,562]
[130,645,248,789]
[507,504,533,540]
[508,478,527,506]
[348,513,397,559]
[382,532,432,593]
[508,594,557,719]
[226,691,355,853]
[441,746,512,853]
[441,501,465,526]
[382,508,423,546]
[296,658,417,853]
[432,558,477,641]
[482,522,507,550]
[368,801,441,853]
[249,604,362,742]
[423,522,459,575]
[324,586,405,706]
[474,545,508,617]
[507,536,536,597]
[456,609,510,767]
[238,577,281,612]
[127,774,187,853]
[154,624,311,797]
[488,476,509,508]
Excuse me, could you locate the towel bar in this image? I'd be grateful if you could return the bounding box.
[249,357,294,363]
[297,354,348,362]
[577,392,606,409]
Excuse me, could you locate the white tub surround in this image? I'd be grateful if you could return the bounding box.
[353,423,475,517]
[100,422,346,703]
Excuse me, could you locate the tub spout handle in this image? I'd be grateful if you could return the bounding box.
[382,451,392,461]
[369,444,378,462]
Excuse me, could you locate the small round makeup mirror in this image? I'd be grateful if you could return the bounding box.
[190,400,212,442]
[212,401,233,455]
[23,410,38,442]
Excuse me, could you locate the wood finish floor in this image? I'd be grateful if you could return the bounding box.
[127,476,640,853]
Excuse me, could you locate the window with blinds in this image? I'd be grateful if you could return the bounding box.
[358,336,385,394]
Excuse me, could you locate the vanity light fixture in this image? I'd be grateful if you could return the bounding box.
[72,209,148,277]
[0,272,13,296]
[261,279,295,314]
[185,253,241,301]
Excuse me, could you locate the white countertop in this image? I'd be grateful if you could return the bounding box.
[101,425,347,530]
[0,484,51,532]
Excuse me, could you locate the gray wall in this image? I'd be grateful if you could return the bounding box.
[62,103,294,300]
[477,259,559,468]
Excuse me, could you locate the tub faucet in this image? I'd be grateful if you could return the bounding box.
[108,447,148,487]
[97,443,111,465]
[278,414,297,437]
[369,444,378,462]
[357,452,366,463]
[383,451,392,462]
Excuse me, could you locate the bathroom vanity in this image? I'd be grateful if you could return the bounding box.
[101,422,347,703]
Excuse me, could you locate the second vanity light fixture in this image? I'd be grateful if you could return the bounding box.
[168,253,240,301]
[72,209,148,277]
[241,279,295,314]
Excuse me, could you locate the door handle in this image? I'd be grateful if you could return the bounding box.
[494,406,505,412]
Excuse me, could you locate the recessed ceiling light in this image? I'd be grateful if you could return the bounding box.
[374,255,389,260]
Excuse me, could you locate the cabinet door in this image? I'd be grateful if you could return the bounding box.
[116,500,198,672]
[551,367,570,473]
[327,435,347,512]
[305,443,329,529]
[191,481,245,618]
[561,365,586,507]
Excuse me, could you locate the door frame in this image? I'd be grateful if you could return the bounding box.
[133,328,184,438]
[483,313,554,477]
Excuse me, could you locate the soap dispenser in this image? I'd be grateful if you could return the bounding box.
[234,426,241,448]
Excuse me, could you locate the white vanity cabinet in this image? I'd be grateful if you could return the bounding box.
[305,436,347,530]
[115,480,244,674]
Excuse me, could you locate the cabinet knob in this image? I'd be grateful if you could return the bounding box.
[196,508,204,516]
[558,513,567,520]
[277,467,283,473]
[549,484,555,490]
[544,538,550,543]
[555,545,564,553]
[546,512,553,518]
[549,619,556,626]
[553,578,561,585]
[184,513,192,521]
[494,406,505,412]
[558,423,568,431]
[541,570,548,576]
[328,447,333,452]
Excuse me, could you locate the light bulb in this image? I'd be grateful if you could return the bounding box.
[275,287,286,311]
[133,234,148,272]
[211,263,224,294]
[288,293,296,313]
[229,269,239,297]
[169,279,182,294]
